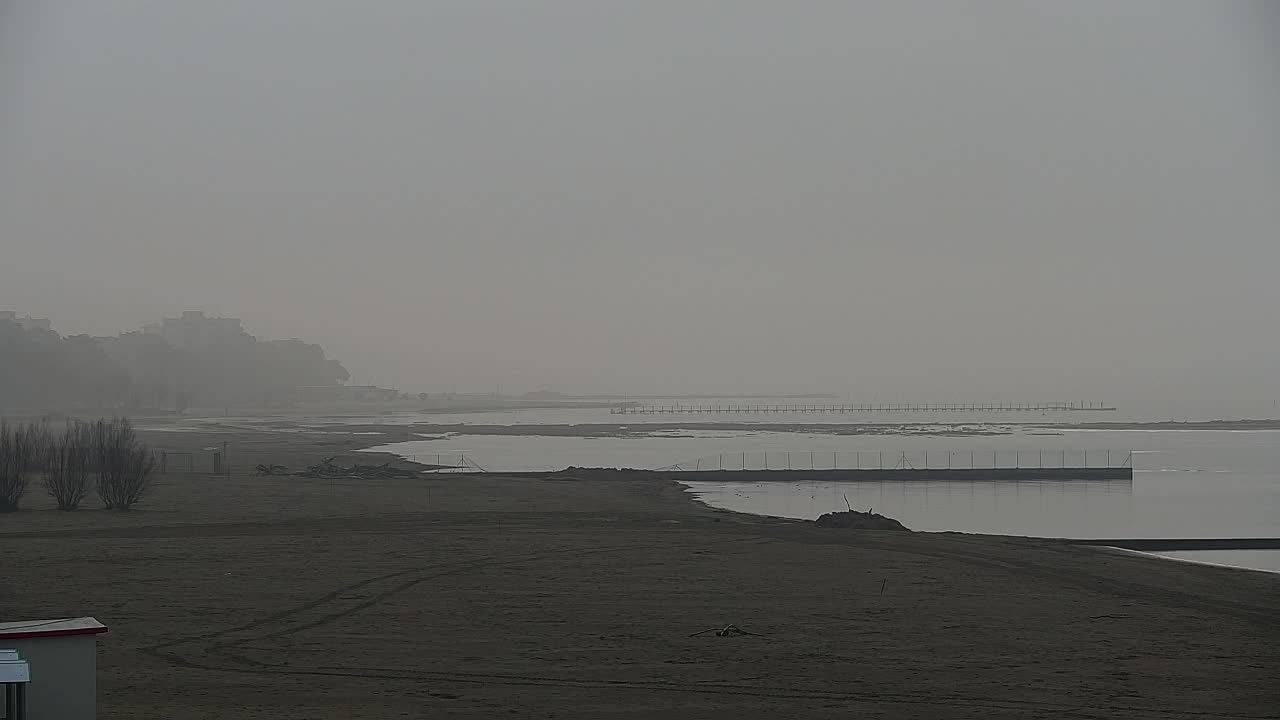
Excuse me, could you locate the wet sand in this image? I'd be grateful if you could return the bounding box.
[403,422,1006,437]
[1,426,1276,719]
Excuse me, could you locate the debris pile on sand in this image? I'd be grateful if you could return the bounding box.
[298,458,421,479]
[813,509,909,531]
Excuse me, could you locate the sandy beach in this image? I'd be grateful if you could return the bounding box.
[1,426,1277,719]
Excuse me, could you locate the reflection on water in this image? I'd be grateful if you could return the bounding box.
[686,478,1137,538]
[368,423,1280,570]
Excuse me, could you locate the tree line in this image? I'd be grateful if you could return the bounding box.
[0,315,349,411]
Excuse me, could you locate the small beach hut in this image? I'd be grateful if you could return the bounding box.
[0,618,107,720]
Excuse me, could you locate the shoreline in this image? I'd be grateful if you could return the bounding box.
[1103,547,1280,576]
[122,411,1280,441]
[2,422,1275,718]
[677,480,1280,557]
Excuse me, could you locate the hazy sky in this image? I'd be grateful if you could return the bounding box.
[2,1,1277,407]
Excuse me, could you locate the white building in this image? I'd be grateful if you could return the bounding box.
[0,618,107,720]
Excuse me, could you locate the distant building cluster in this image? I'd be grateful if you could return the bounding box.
[290,385,400,402]
[0,310,52,332]
[1,309,362,411]
[142,310,245,351]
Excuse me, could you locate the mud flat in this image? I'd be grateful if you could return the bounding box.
[395,421,1010,438]
[0,425,1275,718]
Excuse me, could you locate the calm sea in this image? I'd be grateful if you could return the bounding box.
[353,407,1279,572]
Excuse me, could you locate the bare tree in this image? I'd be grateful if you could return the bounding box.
[43,421,94,510]
[92,417,157,510]
[0,419,51,512]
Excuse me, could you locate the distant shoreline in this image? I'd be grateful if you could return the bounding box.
[1048,419,1280,431]
[129,414,1280,440]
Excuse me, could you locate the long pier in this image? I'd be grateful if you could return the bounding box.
[646,467,1132,482]
[611,401,1116,414]
[513,466,1132,482]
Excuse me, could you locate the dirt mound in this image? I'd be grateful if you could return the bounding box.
[813,509,909,531]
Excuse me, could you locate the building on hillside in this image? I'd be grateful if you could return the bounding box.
[145,311,244,350]
[290,385,400,403]
[0,617,107,720]
[0,311,53,332]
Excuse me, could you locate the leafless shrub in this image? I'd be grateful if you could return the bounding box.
[0,419,52,512]
[43,421,94,511]
[92,417,156,510]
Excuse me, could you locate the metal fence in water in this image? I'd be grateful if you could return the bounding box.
[398,450,1133,474]
[612,401,1116,414]
[409,454,486,472]
[654,449,1133,472]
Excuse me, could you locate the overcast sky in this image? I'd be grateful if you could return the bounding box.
[2,1,1277,409]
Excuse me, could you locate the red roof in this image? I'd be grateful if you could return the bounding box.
[0,618,107,641]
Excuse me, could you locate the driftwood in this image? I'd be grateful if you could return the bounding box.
[298,457,419,479]
[689,624,767,638]
[814,509,909,531]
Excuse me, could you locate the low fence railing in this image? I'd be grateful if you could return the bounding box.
[654,449,1133,472]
